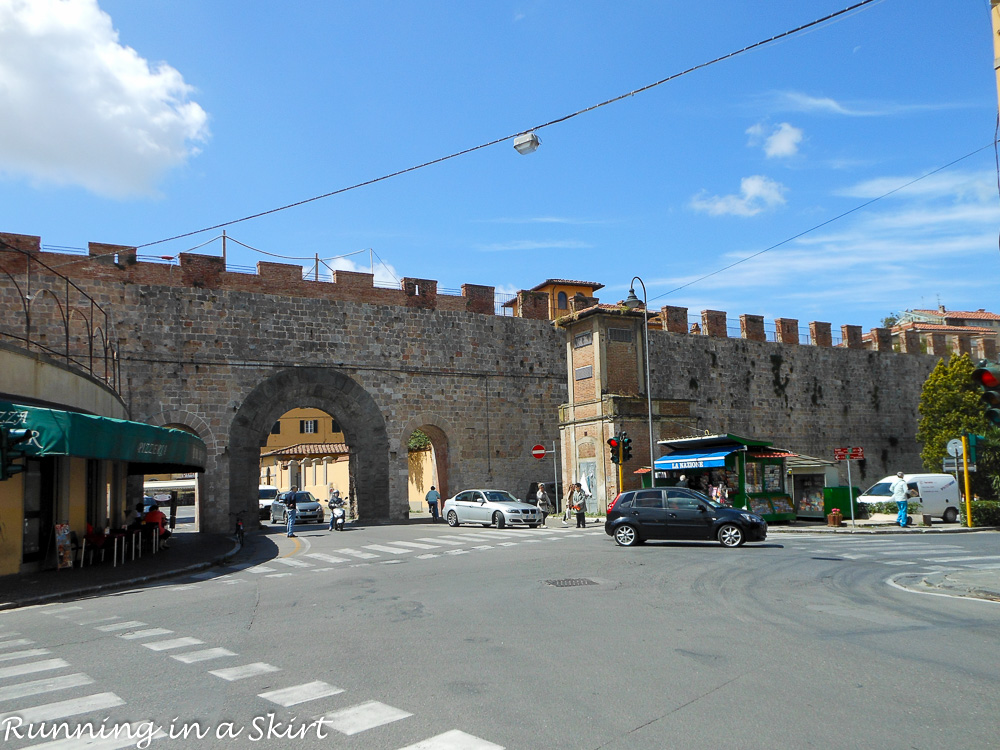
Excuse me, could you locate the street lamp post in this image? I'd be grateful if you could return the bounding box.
[624,278,655,488]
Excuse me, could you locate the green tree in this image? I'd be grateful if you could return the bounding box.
[881,313,899,328]
[916,354,989,472]
[407,429,431,452]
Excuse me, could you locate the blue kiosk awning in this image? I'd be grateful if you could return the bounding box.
[654,448,736,471]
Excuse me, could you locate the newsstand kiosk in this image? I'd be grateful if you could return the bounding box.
[650,434,797,524]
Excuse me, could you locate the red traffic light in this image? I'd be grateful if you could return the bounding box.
[607,437,619,448]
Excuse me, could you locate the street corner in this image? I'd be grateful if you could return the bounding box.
[890,569,1000,603]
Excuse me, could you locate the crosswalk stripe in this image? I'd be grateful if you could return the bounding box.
[389,541,440,550]
[398,729,505,749]
[96,621,146,632]
[472,545,494,551]
[0,673,93,702]
[258,680,344,707]
[416,537,463,546]
[143,637,204,652]
[968,562,1000,570]
[119,628,173,640]
[74,616,120,626]
[306,552,351,563]
[319,700,412,735]
[497,542,518,547]
[441,534,493,541]
[0,659,70,680]
[336,548,379,559]
[0,639,33,650]
[23,722,168,750]
[924,555,1000,563]
[0,649,51,663]
[364,544,411,555]
[274,558,314,568]
[265,573,295,578]
[416,554,440,559]
[172,648,236,664]
[881,560,918,566]
[0,691,124,723]
[209,662,280,681]
[245,565,277,573]
[44,606,83,615]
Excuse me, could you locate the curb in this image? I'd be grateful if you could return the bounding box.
[0,539,243,612]
[769,526,997,535]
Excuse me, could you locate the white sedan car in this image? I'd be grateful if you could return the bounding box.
[443,489,543,529]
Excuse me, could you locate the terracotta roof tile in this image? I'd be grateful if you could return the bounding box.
[261,442,350,457]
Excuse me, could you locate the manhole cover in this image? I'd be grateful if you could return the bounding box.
[545,578,597,588]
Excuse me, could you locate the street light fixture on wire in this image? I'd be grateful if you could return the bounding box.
[624,278,656,488]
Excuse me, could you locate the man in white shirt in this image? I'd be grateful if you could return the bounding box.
[890,472,909,527]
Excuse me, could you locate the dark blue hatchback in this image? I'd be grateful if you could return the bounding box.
[605,487,767,547]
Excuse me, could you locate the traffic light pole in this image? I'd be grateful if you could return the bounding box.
[962,433,973,528]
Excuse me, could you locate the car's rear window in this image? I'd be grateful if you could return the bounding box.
[259,488,278,500]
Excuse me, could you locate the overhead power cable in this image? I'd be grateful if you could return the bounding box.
[137,0,884,249]
[647,141,997,304]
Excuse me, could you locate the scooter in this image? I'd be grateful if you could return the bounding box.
[330,500,346,531]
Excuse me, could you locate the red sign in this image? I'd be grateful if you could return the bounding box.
[834,447,864,461]
[531,444,547,459]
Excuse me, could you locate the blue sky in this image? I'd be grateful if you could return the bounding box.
[1,0,996,333]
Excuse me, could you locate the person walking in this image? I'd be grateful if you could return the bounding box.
[574,483,587,528]
[425,486,441,522]
[536,483,554,527]
[677,474,689,488]
[890,471,909,527]
[286,486,299,537]
[562,483,576,526]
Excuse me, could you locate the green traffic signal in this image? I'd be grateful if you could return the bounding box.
[1,427,31,481]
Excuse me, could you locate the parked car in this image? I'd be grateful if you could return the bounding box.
[605,487,767,547]
[857,474,961,523]
[258,485,279,520]
[443,489,542,529]
[270,490,324,525]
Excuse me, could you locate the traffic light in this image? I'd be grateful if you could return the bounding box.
[1,427,31,481]
[621,433,633,462]
[607,435,620,464]
[972,361,1000,425]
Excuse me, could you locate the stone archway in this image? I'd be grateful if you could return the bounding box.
[399,414,453,503]
[229,368,389,525]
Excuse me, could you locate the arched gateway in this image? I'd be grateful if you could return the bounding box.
[229,368,389,525]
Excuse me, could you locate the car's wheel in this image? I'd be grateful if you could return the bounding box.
[446,510,459,527]
[943,507,958,524]
[613,524,639,547]
[718,523,744,547]
[493,511,505,529]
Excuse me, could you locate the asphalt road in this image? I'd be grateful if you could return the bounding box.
[1,523,997,750]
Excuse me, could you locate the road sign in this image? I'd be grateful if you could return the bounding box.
[946,438,963,457]
[833,448,848,460]
[848,446,864,460]
[531,444,546,459]
[834,447,864,461]
[943,458,976,473]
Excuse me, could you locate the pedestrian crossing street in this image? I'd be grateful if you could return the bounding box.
[0,604,505,749]
[787,536,1000,571]
[182,527,607,586]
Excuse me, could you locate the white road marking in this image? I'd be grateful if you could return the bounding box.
[143,637,204,652]
[398,729,505,749]
[472,545,494,550]
[335,548,379,559]
[389,541,440,550]
[265,573,295,578]
[258,680,344,707]
[0,639,33,650]
[209,662,280,681]
[319,700,412,735]
[274,558,314,568]
[172,647,236,664]
[444,549,470,556]
[44,606,83,615]
[880,560,919,566]
[0,659,70,680]
[119,628,173,640]
[923,555,1000,563]
[23,722,168,750]
[416,554,440,559]
[74,616,120,626]
[968,562,1000,570]
[438,534,493,542]
[95,621,146,632]
[497,542,518,547]
[0,691,124,723]
[874,547,967,555]
[0,673,93,702]
[416,537,463,546]
[306,553,351,564]
[245,565,277,573]
[364,544,412,555]
[0,649,51,663]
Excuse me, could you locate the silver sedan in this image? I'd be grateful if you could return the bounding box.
[443,489,542,529]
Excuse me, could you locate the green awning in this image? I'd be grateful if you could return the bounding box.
[0,401,207,474]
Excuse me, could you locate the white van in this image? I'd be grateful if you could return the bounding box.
[858,474,961,523]
[258,485,279,519]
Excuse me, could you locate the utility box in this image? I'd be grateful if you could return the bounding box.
[823,486,862,517]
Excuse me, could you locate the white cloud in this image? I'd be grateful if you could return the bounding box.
[689,175,787,217]
[0,0,208,197]
[323,254,400,287]
[747,122,803,158]
[769,90,967,117]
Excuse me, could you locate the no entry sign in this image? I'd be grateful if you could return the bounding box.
[531,444,547,459]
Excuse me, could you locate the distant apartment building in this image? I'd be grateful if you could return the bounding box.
[862,305,1000,358]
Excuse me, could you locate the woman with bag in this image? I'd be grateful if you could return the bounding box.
[535,483,554,527]
[562,484,576,527]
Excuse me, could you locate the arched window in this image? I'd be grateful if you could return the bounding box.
[557,291,568,310]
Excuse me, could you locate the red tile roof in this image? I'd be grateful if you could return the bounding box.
[910,309,1000,321]
[261,442,350,457]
